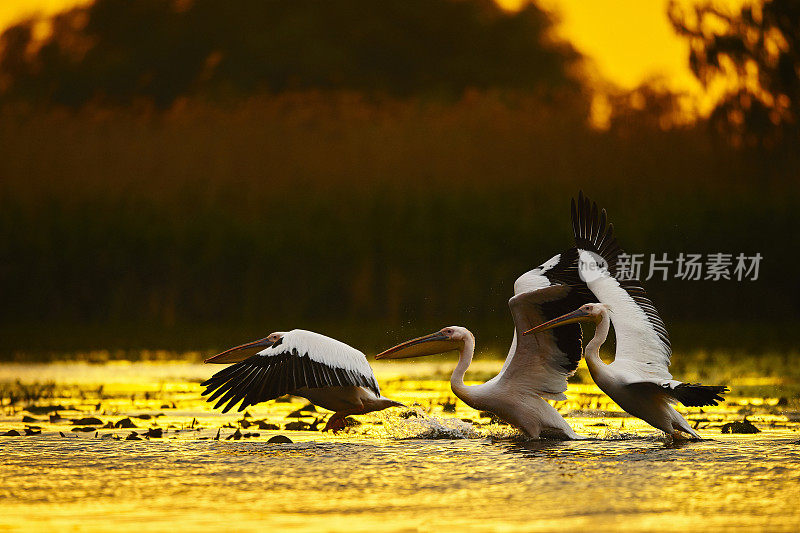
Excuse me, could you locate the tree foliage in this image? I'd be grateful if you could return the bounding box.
[669,0,800,150]
[0,0,583,108]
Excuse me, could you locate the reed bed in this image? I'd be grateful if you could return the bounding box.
[1,92,797,354]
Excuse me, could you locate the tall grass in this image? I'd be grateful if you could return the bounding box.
[0,92,797,354]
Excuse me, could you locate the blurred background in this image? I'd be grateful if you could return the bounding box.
[0,0,797,359]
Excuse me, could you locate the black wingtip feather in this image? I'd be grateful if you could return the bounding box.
[570,199,579,242]
[570,191,672,355]
[671,383,728,407]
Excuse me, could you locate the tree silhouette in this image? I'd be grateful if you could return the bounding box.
[669,0,800,150]
[0,0,583,108]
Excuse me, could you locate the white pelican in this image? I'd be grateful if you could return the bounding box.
[525,193,727,439]
[376,265,596,439]
[202,329,403,431]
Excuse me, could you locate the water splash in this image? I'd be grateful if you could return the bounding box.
[591,426,652,440]
[378,407,476,440]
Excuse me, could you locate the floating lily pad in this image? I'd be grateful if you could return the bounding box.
[284,421,312,431]
[225,429,243,440]
[114,418,137,428]
[72,417,103,426]
[286,405,316,417]
[721,419,760,434]
[25,405,65,415]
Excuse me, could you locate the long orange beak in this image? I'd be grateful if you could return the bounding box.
[375,331,460,360]
[204,337,274,364]
[523,308,592,336]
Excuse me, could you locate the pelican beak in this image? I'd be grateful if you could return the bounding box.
[523,308,592,336]
[204,337,275,364]
[375,331,459,360]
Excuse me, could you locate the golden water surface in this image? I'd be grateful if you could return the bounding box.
[1,360,799,532]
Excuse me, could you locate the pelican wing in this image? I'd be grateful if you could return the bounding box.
[514,248,587,295]
[571,192,672,378]
[201,329,379,413]
[500,246,595,379]
[499,284,587,400]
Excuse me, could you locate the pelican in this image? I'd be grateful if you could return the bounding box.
[202,329,403,431]
[525,193,727,439]
[376,269,595,439]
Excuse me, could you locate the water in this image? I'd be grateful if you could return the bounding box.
[2,361,799,531]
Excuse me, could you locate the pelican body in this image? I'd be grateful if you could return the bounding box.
[378,325,583,439]
[526,193,727,439]
[528,303,725,439]
[202,329,402,431]
[376,269,593,440]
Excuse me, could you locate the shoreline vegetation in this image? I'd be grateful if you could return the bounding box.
[1,318,798,359]
[2,93,798,355]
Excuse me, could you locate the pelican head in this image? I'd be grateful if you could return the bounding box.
[523,303,609,336]
[375,326,471,359]
[204,331,286,363]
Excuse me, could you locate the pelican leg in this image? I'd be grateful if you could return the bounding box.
[323,413,347,432]
[671,430,701,441]
[323,405,369,433]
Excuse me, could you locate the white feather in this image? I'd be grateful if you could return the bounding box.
[578,250,672,382]
[257,329,377,384]
[502,261,557,376]
[513,253,559,294]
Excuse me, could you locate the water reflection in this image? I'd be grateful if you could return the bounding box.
[499,439,566,457]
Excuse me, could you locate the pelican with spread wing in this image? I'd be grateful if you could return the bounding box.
[376,252,595,440]
[202,329,403,431]
[525,193,727,439]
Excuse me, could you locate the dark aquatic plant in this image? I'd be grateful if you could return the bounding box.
[721,418,761,434]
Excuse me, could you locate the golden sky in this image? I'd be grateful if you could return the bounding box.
[0,0,745,99]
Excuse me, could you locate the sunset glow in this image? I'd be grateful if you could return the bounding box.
[0,0,749,102]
